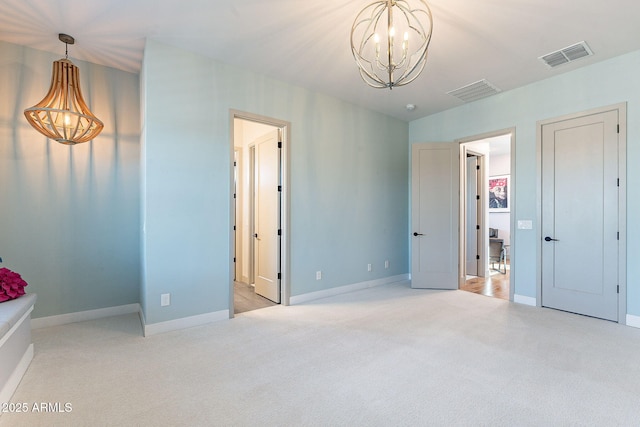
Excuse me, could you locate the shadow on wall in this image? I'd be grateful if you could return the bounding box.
[0,42,141,318]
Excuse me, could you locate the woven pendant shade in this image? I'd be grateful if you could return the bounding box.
[24,57,103,145]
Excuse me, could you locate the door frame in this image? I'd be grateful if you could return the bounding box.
[229,110,291,316]
[457,128,516,301]
[536,103,627,323]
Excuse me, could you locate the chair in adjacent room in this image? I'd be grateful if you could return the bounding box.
[489,230,506,274]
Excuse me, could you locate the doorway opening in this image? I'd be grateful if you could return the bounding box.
[230,111,290,316]
[459,131,513,301]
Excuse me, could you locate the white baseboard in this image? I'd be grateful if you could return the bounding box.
[142,310,229,337]
[0,343,33,404]
[31,304,141,329]
[290,274,410,305]
[626,314,640,329]
[514,294,537,306]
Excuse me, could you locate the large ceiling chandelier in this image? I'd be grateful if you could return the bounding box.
[24,34,104,145]
[351,0,433,89]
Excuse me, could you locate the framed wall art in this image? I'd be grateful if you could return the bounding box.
[489,175,509,212]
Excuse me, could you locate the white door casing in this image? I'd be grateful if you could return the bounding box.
[541,108,621,321]
[254,130,281,303]
[411,143,459,289]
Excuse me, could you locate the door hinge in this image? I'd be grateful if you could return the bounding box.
[617,231,620,240]
[233,225,236,231]
[476,165,480,170]
[278,272,281,280]
[234,161,237,166]
[278,141,282,149]
[476,195,480,200]
[617,178,620,187]
[617,285,620,294]
[278,229,282,236]
[278,185,282,192]
[476,255,480,260]
[233,193,236,199]
[476,225,480,230]
[233,257,236,263]
[617,124,620,134]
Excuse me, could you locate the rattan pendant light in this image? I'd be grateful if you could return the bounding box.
[24,34,104,145]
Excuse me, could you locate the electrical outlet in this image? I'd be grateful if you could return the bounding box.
[367,263,372,272]
[161,293,171,307]
[316,271,322,280]
[385,260,389,269]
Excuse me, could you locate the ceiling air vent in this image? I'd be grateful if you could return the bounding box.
[447,79,501,103]
[539,41,593,68]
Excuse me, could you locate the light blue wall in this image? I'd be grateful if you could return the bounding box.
[6,37,636,323]
[409,50,640,316]
[0,41,141,318]
[141,40,409,325]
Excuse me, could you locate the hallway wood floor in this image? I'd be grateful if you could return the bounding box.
[234,281,277,314]
[461,265,510,300]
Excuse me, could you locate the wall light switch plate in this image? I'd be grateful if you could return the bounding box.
[517,220,533,230]
[316,271,322,280]
[161,293,171,307]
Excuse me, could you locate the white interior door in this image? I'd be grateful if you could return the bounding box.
[254,130,280,303]
[541,109,619,320]
[234,149,242,282]
[411,143,459,289]
[466,155,480,276]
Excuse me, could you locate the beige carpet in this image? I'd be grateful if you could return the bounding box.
[2,281,640,426]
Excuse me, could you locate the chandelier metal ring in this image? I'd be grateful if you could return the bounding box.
[351,0,433,89]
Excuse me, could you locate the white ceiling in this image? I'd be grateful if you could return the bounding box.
[2,0,640,122]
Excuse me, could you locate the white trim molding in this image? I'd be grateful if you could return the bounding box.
[626,314,640,329]
[31,303,141,329]
[514,294,537,306]
[142,310,229,337]
[290,274,410,305]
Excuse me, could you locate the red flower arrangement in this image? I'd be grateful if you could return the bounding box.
[0,267,28,302]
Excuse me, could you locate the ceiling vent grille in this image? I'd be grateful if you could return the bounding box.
[539,41,593,68]
[447,79,501,103]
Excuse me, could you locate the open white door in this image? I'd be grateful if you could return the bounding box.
[465,155,481,276]
[411,142,459,289]
[254,130,281,303]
